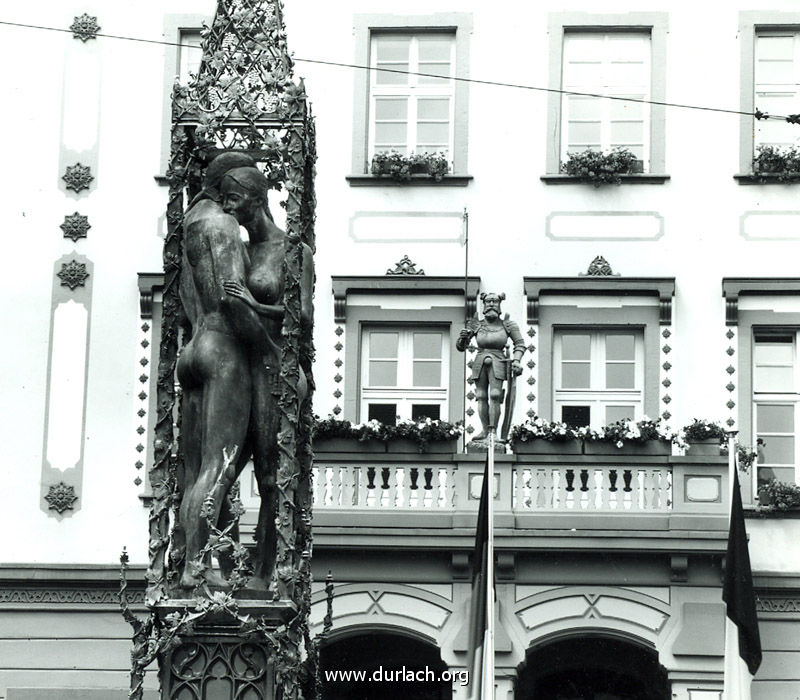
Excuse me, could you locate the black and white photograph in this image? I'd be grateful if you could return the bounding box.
[1,1,798,698]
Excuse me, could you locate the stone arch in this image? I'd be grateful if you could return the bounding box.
[513,585,671,651]
[319,629,451,700]
[516,633,670,700]
[309,582,453,645]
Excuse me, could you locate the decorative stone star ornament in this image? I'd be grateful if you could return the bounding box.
[62,163,94,193]
[57,260,89,290]
[60,213,91,241]
[70,14,100,42]
[45,482,78,513]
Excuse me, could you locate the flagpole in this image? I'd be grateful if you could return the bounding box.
[484,432,495,700]
[462,208,470,450]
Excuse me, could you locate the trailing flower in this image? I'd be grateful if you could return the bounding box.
[753,145,800,182]
[561,147,642,186]
[721,439,763,473]
[758,478,800,511]
[682,418,727,443]
[509,416,580,443]
[580,416,681,449]
[371,150,450,182]
[312,415,463,450]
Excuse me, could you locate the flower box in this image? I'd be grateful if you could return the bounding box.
[313,438,386,454]
[686,439,722,456]
[385,438,458,454]
[512,438,582,455]
[583,440,671,456]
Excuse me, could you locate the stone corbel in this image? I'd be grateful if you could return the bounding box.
[659,291,673,326]
[137,273,164,320]
[670,554,689,582]
[496,552,516,581]
[333,292,347,324]
[451,552,470,581]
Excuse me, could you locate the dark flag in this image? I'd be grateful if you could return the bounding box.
[722,461,762,697]
[466,452,493,699]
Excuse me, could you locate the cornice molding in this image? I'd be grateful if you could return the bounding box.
[722,277,800,326]
[523,276,676,325]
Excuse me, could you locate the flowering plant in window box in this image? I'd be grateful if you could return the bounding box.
[561,147,643,186]
[312,416,463,453]
[312,416,386,452]
[757,478,800,511]
[385,417,464,453]
[370,151,450,182]
[680,418,727,455]
[753,145,800,182]
[580,416,679,455]
[509,416,582,454]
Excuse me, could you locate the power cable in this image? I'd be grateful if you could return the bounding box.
[0,18,794,124]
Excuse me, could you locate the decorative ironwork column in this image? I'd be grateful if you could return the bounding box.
[123,1,317,697]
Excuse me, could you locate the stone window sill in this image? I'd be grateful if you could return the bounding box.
[346,174,473,187]
[734,173,800,185]
[540,174,670,185]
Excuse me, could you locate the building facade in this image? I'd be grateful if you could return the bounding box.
[3,1,800,698]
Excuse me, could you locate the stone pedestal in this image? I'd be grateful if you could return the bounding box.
[157,600,297,700]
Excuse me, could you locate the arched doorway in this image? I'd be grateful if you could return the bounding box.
[319,631,450,700]
[516,636,669,700]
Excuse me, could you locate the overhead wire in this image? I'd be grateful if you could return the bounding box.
[0,18,792,124]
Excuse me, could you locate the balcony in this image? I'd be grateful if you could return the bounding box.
[240,451,731,554]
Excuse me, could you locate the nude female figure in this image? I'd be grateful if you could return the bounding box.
[219,166,313,590]
[175,153,270,590]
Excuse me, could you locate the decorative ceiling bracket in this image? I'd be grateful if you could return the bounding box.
[60,212,91,242]
[386,255,425,276]
[581,255,619,277]
[70,14,100,42]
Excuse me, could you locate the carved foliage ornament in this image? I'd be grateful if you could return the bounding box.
[386,255,425,276]
[44,482,78,513]
[62,163,94,193]
[582,255,618,277]
[70,14,101,41]
[57,260,89,290]
[60,212,91,242]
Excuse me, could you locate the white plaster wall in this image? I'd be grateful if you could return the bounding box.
[4,0,800,573]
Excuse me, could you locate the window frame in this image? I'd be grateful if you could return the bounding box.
[158,15,210,179]
[553,327,645,428]
[351,13,472,177]
[738,12,800,175]
[545,12,668,176]
[368,33,456,161]
[359,324,450,423]
[752,331,800,487]
[560,31,652,170]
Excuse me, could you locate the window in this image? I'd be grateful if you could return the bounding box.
[545,13,667,176]
[159,15,210,177]
[561,32,651,170]
[179,28,204,83]
[554,329,644,428]
[754,31,800,151]
[369,34,455,161]
[350,13,472,177]
[360,326,449,424]
[753,332,800,487]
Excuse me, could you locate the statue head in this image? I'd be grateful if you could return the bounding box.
[480,292,505,320]
[220,166,272,226]
[201,152,257,202]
